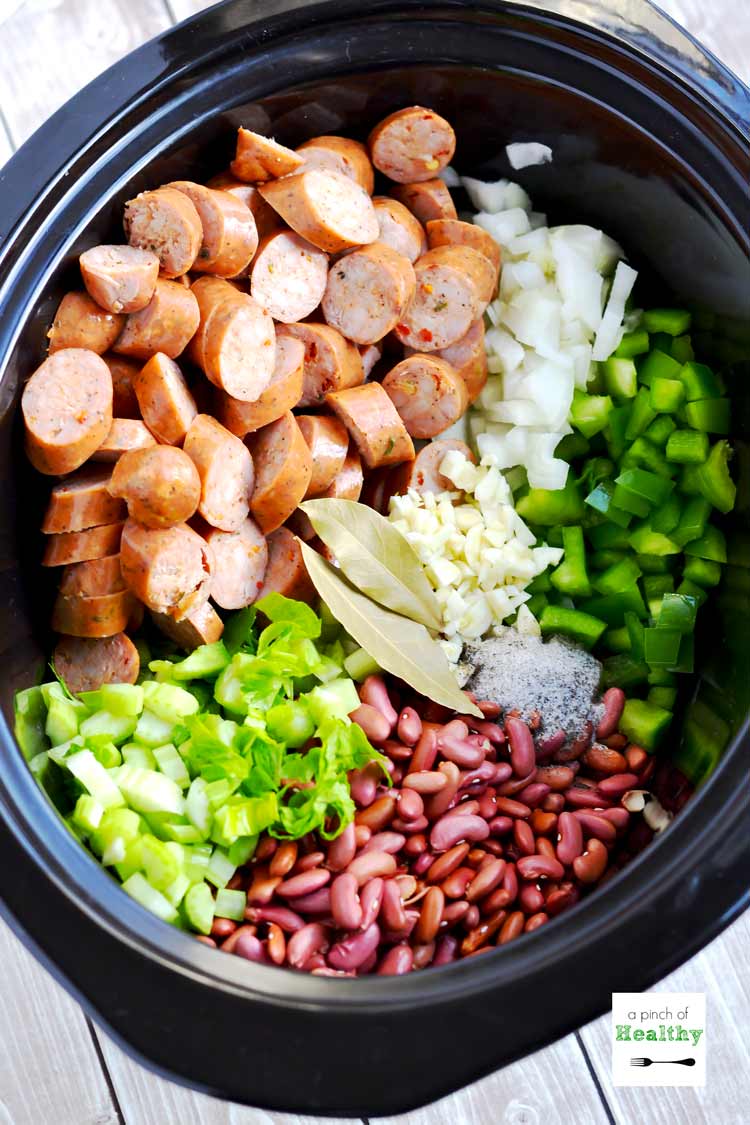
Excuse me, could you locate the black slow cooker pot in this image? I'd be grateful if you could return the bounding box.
[0,0,748,1115]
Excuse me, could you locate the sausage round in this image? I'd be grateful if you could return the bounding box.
[250,230,328,324]
[150,601,224,650]
[296,414,350,497]
[92,419,157,462]
[124,186,203,278]
[206,172,279,238]
[47,291,124,355]
[256,526,315,604]
[183,413,255,532]
[120,518,214,617]
[382,354,468,439]
[204,517,268,609]
[388,438,475,498]
[296,136,375,194]
[190,279,276,401]
[51,589,136,638]
[166,181,258,278]
[259,169,378,254]
[390,180,458,225]
[247,412,313,534]
[393,246,486,351]
[368,106,456,183]
[426,218,501,275]
[277,322,364,408]
[42,522,124,567]
[59,555,125,597]
[79,245,160,314]
[217,334,304,437]
[326,383,415,469]
[53,632,140,694]
[321,242,416,346]
[108,446,201,528]
[320,445,364,501]
[102,355,141,418]
[433,319,488,404]
[372,197,427,263]
[133,352,197,445]
[231,127,304,182]
[23,349,113,476]
[42,466,125,534]
[113,279,200,360]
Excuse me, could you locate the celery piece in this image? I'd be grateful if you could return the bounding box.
[306,678,360,726]
[649,377,685,413]
[266,699,315,748]
[603,357,637,399]
[214,888,247,921]
[86,737,122,769]
[644,415,677,448]
[684,398,730,435]
[141,833,181,891]
[134,710,175,748]
[657,593,697,634]
[642,308,692,336]
[90,807,141,862]
[665,429,709,464]
[619,698,672,751]
[79,711,138,745]
[163,872,192,909]
[66,749,125,809]
[342,644,382,684]
[614,329,650,358]
[539,605,606,648]
[100,684,144,717]
[46,698,84,747]
[684,524,727,563]
[162,642,230,682]
[122,872,179,924]
[184,882,215,935]
[679,361,722,401]
[122,743,157,770]
[73,795,104,835]
[185,777,212,837]
[116,765,185,816]
[153,743,191,789]
[205,848,236,889]
[142,681,200,722]
[683,556,722,587]
[211,793,278,847]
[114,836,144,880]
[14,686,49,761]
[696,440,736,513]
[228,835,258,867]
[570,391,614,439]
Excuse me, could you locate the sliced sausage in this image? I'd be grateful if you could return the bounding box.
[390,180,457,224]
[372,197,427,263]
[277,322,364,408]
[51,589,136,638]
[79,245,160,314]
[108,446,201,528]
[204,517,268,609]
[326,383,415,469]
[247,412,313,534]
[190,278,276,401]
[359,343,382,378]
[250,230,328,323]
[393,246,486,351]
[59,555,125,597]
[42,466,125,534]
[296,414,350,497]
[206,172,279,237]
[382,354,468,439]
[320,445,364,501]
[113,279,200,360]
[388,438,475,498]
[368,106,456,183]
[150,601,224,651]
[321,242,416,345]
[124,186,203,278]
[47,291,124,355]
[42,522,124,567]
[256,526,315,603]
[230,127,304,182]
[187,276,243,370]
[102,355,141,418]
[133,352,197,445]
[433,319,488,404]
[120,518,214,617]
[166,181,258,278]
[259,169,378,254]
[92,419,157,462]
[53,632,140,694]
[183,413,255,532]
[296,136,375,193]
[23,349,113,476]
[217,335,304,438]
[426,218,501,275]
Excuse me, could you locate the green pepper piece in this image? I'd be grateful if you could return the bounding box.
[550,526,592,599]
[629,522,681,556]
[590,549,627,570]
[638,349,682,388]
[614,330,650,359]
[649,377,686,413]
[580,587,648,625]
[673,698,730,784]
[555,432,590,461]
[604,404,633,461]
[516,475,585,526]
[679,361,722,401]
[603,357,638,400]
[684,398,730,435]
[683,556,722,587]
[586,522,631,550]
[592,556,642,596]
[644,415,677,447]
[624,611,646,661]
[601,654,650,689]
[644,627,682,666]
[642,308,692,336]
[625,387,657,440]
[619,698,673,751]
[684,524,727,563]
[670,496,712,547]
[615,467,674,506]
[635,553,673,574]
[650,494,682,535]
[675,578,708,607]
[657,592,697,634]
[670,335,694,365]
[612,484,650,518]
[647,668,678,687]
[570,391,614,439]
[648,685,678,710]
[643,575,674,600]
[696,440,736,513]
[603,626,632,653]
[622,436,675,479]
[670,632,695,674]
[527,571,552,595]
[665,429,710,465]
[525,594,548,619]
[539,605,606,648]
[584,481,632,528]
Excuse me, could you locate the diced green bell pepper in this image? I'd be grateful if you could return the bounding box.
[580,586,648,625]
[570,391,614,439]
[657,592,697,633]
[615,467,674,506]
[614,330,650,358]
[623,437,675,479]
[612,484,650,518]
[629,522,680,556]
[586,522,631,550]
[675,578,708,607]
[635,553,673,574]
[539,605,606,648]
[643,575,674,601]
[603,357,638,399]
[639,348,682,387]
[679,361,722,401]
[604,404,633,461]
[619,698,672,751]
[683,556,722,587]
[602,626,631,653]
[642,308,692,336]
[516,475,585,525]
[625,387,657,440]
[649,377,685,413]
[584,481,632,528]
[601,654,649,689]
[644,627,682,667]
[624,611,646,661]
[684,524,727,563]
[684,398,730,435]
[673,698,730,785]
[592,556,642,596]
[666,429,709,464]
[670,335,694,364]
[651,494,681,535]
[648,685,678,710]
[550,526,592,599]
[644,415,677,447]
[696,440,735,513]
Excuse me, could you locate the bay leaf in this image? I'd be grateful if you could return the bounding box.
[299,541,482,718]
[300,498,442,632]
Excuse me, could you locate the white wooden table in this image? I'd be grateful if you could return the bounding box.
[0,3,748,1122]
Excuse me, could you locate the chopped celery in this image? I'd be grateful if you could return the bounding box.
[153,743,191,789]
[142,681,200,722]
[343,647,382,682]
[306,679,360,725]
[205,848,236,889]
[122,873,178,924]
[100,684,144,717]
[184,882,215,934]
[185,777,212,837]
[214,888,246,921]
[73,795,104,834]
[66,750,124,809]
[14,686,49,761]
[265,699,315,747]
[134,710,175,748]
[141,834,181,891]
[79,711,138,744]
[122,743,157,769]
[45,698,84,746]
[228,836,258,867]
[154,642,230,682]
[116,765,185,816]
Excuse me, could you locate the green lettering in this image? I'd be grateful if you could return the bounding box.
[646,1029,657,1041]
[690,1029,704,1047]
[615,1025,631,1041]
[633,1029,645,1041]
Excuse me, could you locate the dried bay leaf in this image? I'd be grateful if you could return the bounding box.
[299,540,482,718]
[300,498,442,631]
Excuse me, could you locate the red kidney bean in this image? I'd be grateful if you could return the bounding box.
[221,923,256,954]
[524,912,548,933]
[517,854,564,880]
[397,706,422,746]
[424,761,461,818]
[433,934,460,964]
[535,837,557,861]
[346,851,397,886]
[597,773,640,797]
[462,904,481,930]
[326,822,357,871]
[545,883,580,916]
[355,794,397,831]
[460,762,497,790]
[409,727,439,773]
[255,837,277,861]
[211,917,236,939]
[277,868,330,899]
[358,949,379,975]
[461,909,507,954]
[360,675,398,729]
[502,865,518,906]
[442,900,470,925]
[410,941,434,969]
[595,687,626,739]
[285,888,331,914]
[438,734,485,769]
[530,809,558,836]
[412,852,434,876]
[383,739,412,762]
[443,798,480,820]
[430,813,490,852]
[536,765,575,792]
[312,967,356,977]
[572,811,617,844]
[328,922,381,971]
[563,787,612,810]
[518,883,545,914]
[196,935,217,948]
[477,699,501,719]
[403,833,428,857]
[573,838,609,884]
[396,788,424,821]
[536,728,566,757]
[482,839,503,857]
[596,807,630,831]
[235,933,268,963]
[362,831,406,855]
[465,858,506,903]
[402,770,446,794]
[247,867,282,905]
[350,702,392,743]
[265,923,286,965]
[625,744,649,772]
[415,886,444,943]
[331,872,363,930]
[391,814,429,834]
[479,887,511,915]
[488,815,513,837]
[517,782,551,808]
[582,743,628,775]
[349,768,378,808]
[467,719,505,744]
[379,879,407,931]
[556,811,584,865]
[303,952,327,971]
[226,871,246,891]
[295,850,326,873]
[491,762,513,786]
[606,732,629,751]
[478,792,498,820]
[440,865,475,899]
[245,905,305,933]
[498,910,525,945]
[354,825,372,848]
[542,793,565,813]
[359,878,385,929]
[426,843,470,883]
[512,820,536,856]
[496,771,537,797]
[377,943,414,975]
[395,873,418,899]
[495,797,531,819]
[268,841,297,878]
[505,716,536,778]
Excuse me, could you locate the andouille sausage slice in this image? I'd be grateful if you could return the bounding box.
[206,173,279,238]
[320,445,364,501]
[426,218,501,275]
[326,383,415,469]
[80,245,160,314]
[124,187,202,278]
[59,555,125,597]
[393,246,486,351]
[231,127,304,182]
[277,322,364,408]
[359,343,382,378]
[217,335,304,437]
[184,414,255,532]
[23,349,113,476]
[120,519,214,617]
[108,446,201,528]
[321,242,416,345]
[382,354,468,439]
[296,136,375,194]
[113,279,200,360]
[256,525,315,604]
[92,419,156,462]
[296,414,350,497]
[151,601,224,651]
[388,438,475,497]
[42,522,125,567]
[47,291,124,355]
[102,355,141,418]
[368,106,456,183]
[390,180,458,224]
[166,181,258,278]
[191,281,276,401]
[133,352,197,444]
[187,276,243,370]
[250,230,328,324]
[53,632,139,694]
[247,412,312,534]
[204,517,268,609]
[418,242,496,305]
[42,466,125,534]
[259,169,378,254]
[372,197,427,263]
[433,319,488,404]
[51,589,136,638]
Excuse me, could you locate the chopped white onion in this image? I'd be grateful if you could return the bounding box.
[592,260,638,360]
[506,142,553,169]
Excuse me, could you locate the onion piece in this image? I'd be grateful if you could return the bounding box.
[592,260,638,360]
[506,141,553,169]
